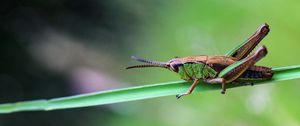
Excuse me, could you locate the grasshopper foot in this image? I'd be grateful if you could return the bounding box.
[176,94,181,99]
[176,94,186,99]
[221,89,226,94]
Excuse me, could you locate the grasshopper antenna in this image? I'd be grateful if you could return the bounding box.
[131,56,167,65]
[126,56,168,69]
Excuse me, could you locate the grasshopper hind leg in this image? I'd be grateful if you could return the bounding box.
[205,46,268,94]
[226,23,269,60]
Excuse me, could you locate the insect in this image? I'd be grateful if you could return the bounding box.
[127,23,273,99]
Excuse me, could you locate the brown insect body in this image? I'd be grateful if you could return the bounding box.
[127,23,273,98]
[171,55,273,80]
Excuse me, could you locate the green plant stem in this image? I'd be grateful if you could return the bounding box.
[0,65,300,114]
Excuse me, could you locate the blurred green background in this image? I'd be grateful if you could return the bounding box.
[1,0,300,126]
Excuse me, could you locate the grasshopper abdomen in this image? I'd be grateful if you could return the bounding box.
[239,70,273,80]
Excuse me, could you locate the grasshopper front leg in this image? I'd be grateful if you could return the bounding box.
[205,45,268,94]
[176,79,199,99]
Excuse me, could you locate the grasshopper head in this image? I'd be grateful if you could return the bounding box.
[126,56,182,73]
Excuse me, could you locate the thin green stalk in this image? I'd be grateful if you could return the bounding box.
[0,65,299,114]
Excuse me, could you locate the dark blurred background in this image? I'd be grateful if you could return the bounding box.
[1,0,300,126]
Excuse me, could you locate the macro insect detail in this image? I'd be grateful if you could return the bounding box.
[127,23,273,99]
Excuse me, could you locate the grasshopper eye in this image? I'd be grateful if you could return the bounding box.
[170,63,182,72]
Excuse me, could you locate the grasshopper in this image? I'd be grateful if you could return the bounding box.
[127,23,273,99]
